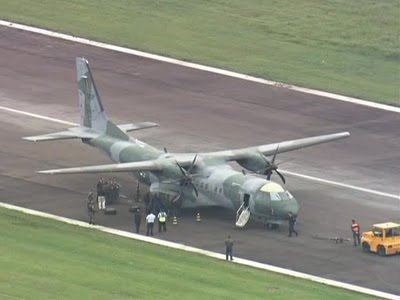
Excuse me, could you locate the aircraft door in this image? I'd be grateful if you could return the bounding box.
[236,192,251,228]
[243,193,250,208]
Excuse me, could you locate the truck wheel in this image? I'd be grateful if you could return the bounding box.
[377,245,386,256]
[362,242,370,253]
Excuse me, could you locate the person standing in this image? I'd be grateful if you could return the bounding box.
[87,189,96,225]
[144,192,151,213]
[134,207,142,234]
[288,212,298,237]
[87,189,95,203]
[225,235,234,261]
[146,211,156,236]
[158,210,167,232]
[351,219,361,246]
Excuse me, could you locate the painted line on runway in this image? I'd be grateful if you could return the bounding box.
[0,105,77,126]
[1,20,399,114]
[0,202,398,300]
[281,170,400,200]
[1,104,398,200]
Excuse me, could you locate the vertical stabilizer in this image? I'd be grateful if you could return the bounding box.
[76,57,107,132]
[76,58,129,140]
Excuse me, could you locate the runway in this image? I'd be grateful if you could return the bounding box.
[0,26,399,294]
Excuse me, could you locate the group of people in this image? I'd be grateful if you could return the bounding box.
[132,207,168,236]
[96,177,121,205]
[87,185,362,261]
[86,177,122,225]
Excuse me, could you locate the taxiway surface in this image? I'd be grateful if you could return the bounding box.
[0,27,399,294]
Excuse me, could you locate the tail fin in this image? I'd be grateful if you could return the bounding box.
[76,57,129,140]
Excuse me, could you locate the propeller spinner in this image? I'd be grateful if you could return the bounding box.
[257,145,286,184]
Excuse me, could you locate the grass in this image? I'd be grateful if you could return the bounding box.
[0,206,377,299]
[0,0,399,105]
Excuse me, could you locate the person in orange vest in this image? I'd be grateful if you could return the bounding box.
[351,219,361,246]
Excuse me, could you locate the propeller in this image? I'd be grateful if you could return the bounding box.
[161,154,200,197]
[258,145,286,184]
[175,154,199,197]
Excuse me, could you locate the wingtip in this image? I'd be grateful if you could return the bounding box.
[22,137,37,142]
[37,170,54,175]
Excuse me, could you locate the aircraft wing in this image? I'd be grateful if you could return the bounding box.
[38,132,349,175]
[202,132,350,161]
[38,160,165,175]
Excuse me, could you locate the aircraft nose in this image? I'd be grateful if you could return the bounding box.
[284,198,299,217]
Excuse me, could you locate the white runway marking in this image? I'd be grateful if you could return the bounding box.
[1,20,399,114]
[1,104,398,200]
[0,202,398,300]
[0,105,77,126]
[281,170,400,200]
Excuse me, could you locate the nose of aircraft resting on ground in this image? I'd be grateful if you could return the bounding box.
[254,181,299,219]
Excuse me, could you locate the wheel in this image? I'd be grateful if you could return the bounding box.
[362,242,370,253]
[377,245,386,256]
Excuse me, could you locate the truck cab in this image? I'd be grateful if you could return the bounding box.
[361,222,400,256]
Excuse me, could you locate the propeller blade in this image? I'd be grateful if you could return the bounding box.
[190,182,199,197]
[275,170,286,184]
[271,144,280,164]
[187,154,198,174]
[171,194,181,204]
[175,160,187,176]
[267,172,272,180]
[161,179,181,184]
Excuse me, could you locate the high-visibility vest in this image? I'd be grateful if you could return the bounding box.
[159,213,166,222]
[352,223,360,233]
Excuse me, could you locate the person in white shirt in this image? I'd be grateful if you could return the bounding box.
[146,212,156,236]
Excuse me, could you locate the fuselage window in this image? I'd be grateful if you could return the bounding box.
[214,187,218,193]
[205,184,208,190]
[219,188,222,193]
[200,182,204,189]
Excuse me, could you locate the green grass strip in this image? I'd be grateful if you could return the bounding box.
[0,0,399,105]
[0,207,377,299]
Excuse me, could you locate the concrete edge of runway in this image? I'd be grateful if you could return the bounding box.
[0,19,399,114]
[1,201,398,300]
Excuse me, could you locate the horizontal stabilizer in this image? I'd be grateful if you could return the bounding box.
[23,127,98,142]
[118,122,159,133]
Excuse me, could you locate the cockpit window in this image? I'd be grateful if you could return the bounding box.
[269,191,293,201]
[270,192,281,201]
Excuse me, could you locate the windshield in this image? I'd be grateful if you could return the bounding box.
[270,191,294,201]
[373,228,383,237]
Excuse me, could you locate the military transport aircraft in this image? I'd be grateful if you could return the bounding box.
[24,58,350,228]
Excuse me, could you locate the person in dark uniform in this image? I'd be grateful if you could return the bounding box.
[225,235,234,261]
[96,178,104,198]
[143,192,151,211]
[288,212,298,237]
[88,189,95,203]
[134,207,142,234]
[351,219,361,246]
[87,189,96,225]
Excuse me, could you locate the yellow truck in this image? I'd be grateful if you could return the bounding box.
[361,222,400,256]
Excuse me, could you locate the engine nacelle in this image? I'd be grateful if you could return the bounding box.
[236,153,268,173]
